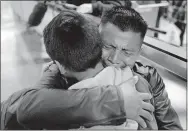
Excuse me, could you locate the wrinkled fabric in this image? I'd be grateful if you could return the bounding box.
[69,66,138,129]
[1,63,125,130]
[133,62,183,130]
[1,62,183,130]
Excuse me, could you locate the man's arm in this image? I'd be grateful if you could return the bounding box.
[16,63,125,129]
[147,66,183,130]
[17,85,125,129]
[16,63,154,129]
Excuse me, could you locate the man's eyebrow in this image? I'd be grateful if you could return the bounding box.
[110,44,116,48]
[122,48,134,52]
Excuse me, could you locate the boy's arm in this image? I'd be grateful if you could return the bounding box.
[147,67,183,130]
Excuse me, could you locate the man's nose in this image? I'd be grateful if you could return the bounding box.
[108,50,120,64]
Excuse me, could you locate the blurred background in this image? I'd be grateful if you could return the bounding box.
[1,0,187,129]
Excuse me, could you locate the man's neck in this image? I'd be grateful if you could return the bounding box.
[70,62,104,81]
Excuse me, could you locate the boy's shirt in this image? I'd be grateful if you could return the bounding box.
[69,66,132,90]
[69,66,138,129]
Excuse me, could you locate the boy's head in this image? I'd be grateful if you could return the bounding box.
[99,6,148,68]
[43,10,102,73]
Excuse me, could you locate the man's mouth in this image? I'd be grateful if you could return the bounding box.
[102,60,125,68]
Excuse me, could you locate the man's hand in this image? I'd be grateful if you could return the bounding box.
[118,76,154,128]
[63,3,78,10]
[43,61,54,72]
[76,4,93,14]
[42,61,60,76]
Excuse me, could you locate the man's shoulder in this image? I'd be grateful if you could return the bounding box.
[133,61,163,88]
[133,61,156,78]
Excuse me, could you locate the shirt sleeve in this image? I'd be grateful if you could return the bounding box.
[17,86,126,129]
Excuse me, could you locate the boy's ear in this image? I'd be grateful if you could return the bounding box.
[139,47,143,53]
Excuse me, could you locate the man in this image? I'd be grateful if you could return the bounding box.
[167,0,186,46]
[63,0,132,16]
[59,6,182,129]
[17,7,182,130]
[27,0,132,28]
[1,10,153,130]
[98,6,182,130]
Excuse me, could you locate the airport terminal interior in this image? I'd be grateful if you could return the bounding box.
[1,1,187,129]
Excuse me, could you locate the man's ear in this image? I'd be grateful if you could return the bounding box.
[138,46,143,56]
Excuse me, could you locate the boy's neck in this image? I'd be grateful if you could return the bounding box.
[66,62,104,81]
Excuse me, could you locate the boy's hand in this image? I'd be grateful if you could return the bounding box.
[118,76,154,128]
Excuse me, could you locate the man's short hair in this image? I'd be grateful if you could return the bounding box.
[101,6,148,38]
[43,10,102,72]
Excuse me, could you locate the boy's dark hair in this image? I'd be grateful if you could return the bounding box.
[101,6,148,38]
[43,10,102,72]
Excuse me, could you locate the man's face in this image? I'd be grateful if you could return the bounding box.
[99,23,143,69]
